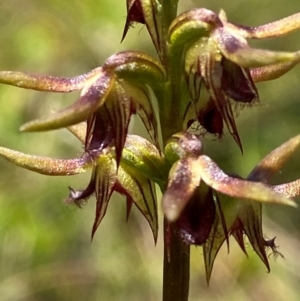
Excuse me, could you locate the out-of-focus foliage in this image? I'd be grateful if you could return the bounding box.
[0,1,299,300]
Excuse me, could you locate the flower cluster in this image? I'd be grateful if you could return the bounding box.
[0,2,300,287]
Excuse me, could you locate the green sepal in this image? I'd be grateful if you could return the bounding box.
[251,55,300,82]
[203,193,234,283]
[120,81,159,149]
[92,154,117,239]
[224,12,300,39]
[122,135,166,187]
[249,134,300,181]
[213,27,300,68]
[0,146,92,175]
[139,0,164,59]
[0,67,103,92]
[164,131,203,164]
[196,155,297,207]
[117,163,158,243]
[20,71,114,132]
[103,51,166,88]
[168,8,219,59]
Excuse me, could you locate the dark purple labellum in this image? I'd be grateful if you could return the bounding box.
[177,187,216,245]
[221,58,257,103]
[85,109,114,152]
[198,104,224,137]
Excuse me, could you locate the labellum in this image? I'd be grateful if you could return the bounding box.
[197,100,224,137]
[177,185,216,245]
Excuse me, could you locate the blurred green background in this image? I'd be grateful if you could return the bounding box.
[0,1,299,300]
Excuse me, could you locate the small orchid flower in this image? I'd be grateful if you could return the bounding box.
[162,132,300,282]
[201,134,300,282]
[0,51,165,164]
[168,9,300,150]
[0,121,165,241]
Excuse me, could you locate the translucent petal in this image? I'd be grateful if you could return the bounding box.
[139,0,163,58]
[122,0,145,41]
[121,81,159,149]
[232,201,271,271]
[92,155,117,239]
[203,194,236,283]
[98,80,132,165]
[67,122,86,144]
[117,164,158,242]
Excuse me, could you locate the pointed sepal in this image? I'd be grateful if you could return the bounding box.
[0,146,91,175]
[20,71,114,132]
[117,164,158,242]
[122,135,166,186]
[249,134,300,181]
[92,154,117,239]
[196,155,297,207]
[0,67,102,92]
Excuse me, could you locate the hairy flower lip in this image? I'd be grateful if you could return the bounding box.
[177,184,216,245]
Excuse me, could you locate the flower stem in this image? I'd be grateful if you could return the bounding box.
[162,219,190,301]
[160,79,190,301]
[157,2,190,300]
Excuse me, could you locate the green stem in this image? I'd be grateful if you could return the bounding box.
[162,219,190,301]
[160,81,190,301]
[157,2,191,300]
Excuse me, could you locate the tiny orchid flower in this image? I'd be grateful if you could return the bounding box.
[202,134,300,282]
[0,122,165,241]
[162,132,300,282]
[0,51,165,164]
[168,9,300,150]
